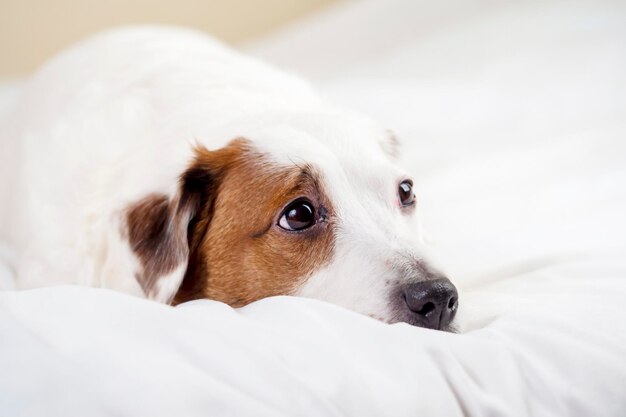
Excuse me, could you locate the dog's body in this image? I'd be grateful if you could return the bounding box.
[2,27,458,329]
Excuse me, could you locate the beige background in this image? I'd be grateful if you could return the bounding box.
[0,0,339,76]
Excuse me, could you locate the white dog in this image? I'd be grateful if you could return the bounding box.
[1,27,458,330]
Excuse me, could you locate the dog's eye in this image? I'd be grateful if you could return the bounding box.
[398,180,415,207]
[278,199,316,231]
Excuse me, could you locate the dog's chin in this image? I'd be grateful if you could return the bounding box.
[368,312,458,332]
[391,313,458,333]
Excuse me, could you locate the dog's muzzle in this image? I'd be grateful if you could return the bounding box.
[401,278,458,330]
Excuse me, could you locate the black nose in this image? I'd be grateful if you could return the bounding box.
[402,278,458,330]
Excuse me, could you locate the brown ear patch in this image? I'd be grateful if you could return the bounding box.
[125,192,194,301]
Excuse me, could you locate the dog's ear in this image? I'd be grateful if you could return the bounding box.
[380,130,401,159]
[125,167,214,304]
[124,140,247,304]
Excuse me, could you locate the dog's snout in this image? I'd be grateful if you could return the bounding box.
[402,278,458,330]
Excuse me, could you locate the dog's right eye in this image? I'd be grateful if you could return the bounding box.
[278,199,316,231]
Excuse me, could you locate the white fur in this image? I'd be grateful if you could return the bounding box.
[4,26,438,322]
[152,264,188,304]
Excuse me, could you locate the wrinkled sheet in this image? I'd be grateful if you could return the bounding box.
[1,0,626,416]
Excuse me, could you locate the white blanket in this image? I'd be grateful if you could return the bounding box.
[1,0,626,416]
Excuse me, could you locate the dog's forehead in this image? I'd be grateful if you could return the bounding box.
[249,116,399,183]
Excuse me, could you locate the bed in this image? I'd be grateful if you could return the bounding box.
[1,0,626,415]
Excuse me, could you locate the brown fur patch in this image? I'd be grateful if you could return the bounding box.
[173,139,336,307]
[126,193,191,297]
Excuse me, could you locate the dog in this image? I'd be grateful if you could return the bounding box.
[2,26,458,330]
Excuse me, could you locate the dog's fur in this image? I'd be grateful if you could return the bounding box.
[1,27,452,327]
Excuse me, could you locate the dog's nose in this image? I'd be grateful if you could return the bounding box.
[402,278,458,330]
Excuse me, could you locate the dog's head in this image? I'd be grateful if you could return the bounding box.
[124,114,458,330]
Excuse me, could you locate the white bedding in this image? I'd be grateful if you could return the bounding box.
[1,0,626,416]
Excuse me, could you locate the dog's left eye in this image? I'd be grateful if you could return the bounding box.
[398,180,415,207]
[278,199,316,231]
